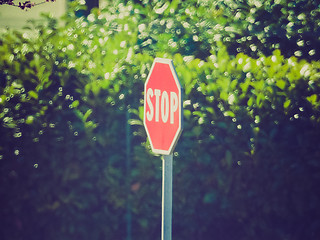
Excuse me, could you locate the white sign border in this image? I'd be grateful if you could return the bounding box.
[143,58,183,155]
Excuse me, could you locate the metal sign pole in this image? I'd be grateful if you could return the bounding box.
[161,154,173,240]
[143,58,182,240]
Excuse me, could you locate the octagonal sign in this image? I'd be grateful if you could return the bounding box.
[144,58,183,155]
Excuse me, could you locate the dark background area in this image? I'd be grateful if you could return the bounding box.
[1,0,320,239]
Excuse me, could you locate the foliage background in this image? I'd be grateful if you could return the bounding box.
[1,0,320,239]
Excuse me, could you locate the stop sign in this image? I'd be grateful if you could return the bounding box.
[143,58,183,155]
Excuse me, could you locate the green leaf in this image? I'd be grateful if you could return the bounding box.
[192,126,202,137]
[28,90,38,100]
[71,100,80,108]
[83,109,93,122]
[247,97,254,107]
[25,115,34,124]
[184,109,192,119]
[128,119,143,126]
[206,106,215,114]
[307,94,318,105]
[113,83,120,93]
[276,80,286,90]
[220,91,228,101]
[193,111,204,117]
[224,111,235,117]
[256,93,264,107]
[283,99,291,109]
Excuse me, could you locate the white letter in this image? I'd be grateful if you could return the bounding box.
[154,89,161,122]
[161,91,169,123]
[170,92,178,124]
[146,88,154,121]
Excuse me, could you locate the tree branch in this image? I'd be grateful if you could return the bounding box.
[0,0,56,10]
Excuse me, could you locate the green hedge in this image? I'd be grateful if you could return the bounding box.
[1,1,320,239]
[131,0,320,60]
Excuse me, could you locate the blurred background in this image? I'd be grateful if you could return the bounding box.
[1,0,320,240]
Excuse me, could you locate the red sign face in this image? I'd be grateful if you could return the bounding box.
[144,58,183,155]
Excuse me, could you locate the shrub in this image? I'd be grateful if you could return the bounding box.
[131,0,320,60]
